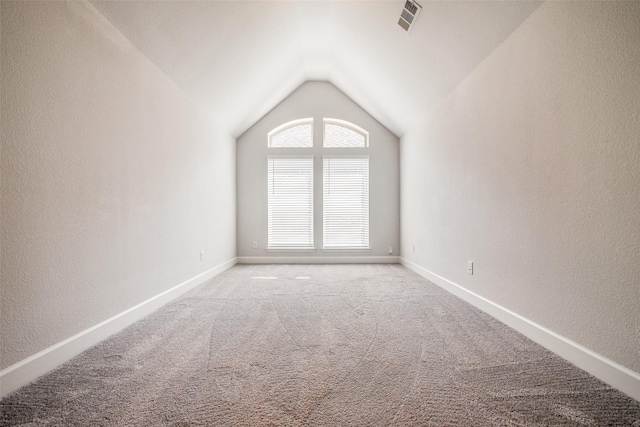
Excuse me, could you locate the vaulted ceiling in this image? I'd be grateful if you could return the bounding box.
[91,1,542,138]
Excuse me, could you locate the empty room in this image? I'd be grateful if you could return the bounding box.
[1,0,639,425]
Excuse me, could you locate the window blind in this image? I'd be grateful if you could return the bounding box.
[323,156,369,249]
[268,157,314,249]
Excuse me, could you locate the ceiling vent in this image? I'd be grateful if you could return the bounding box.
[398,0,422,33]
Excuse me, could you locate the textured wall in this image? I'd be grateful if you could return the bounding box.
[0,1,236,369]
[237,82,400,259]
[401,1,640,373]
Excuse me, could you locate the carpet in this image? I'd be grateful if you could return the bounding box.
[2,264,639,426]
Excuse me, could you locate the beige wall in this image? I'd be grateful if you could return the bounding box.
[1,1,236,369]
[237,82,400,260]
[401,1,640,373]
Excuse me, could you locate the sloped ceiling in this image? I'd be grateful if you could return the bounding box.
[91,0,542,138]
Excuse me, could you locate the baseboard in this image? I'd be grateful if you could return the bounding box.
[237,256,400,264]
[0,257,237,399]
[400,258,640,402]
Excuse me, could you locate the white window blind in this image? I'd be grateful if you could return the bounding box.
[268,157,314,249]
[323,156,369,249]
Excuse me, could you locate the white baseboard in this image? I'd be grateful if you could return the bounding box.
[400,258,640,402]
[237,256,400,264]
[0,257,237,399]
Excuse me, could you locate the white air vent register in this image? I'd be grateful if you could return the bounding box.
[398,0,422,33]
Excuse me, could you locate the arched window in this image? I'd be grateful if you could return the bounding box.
[266,118,369,250]
[323,118,368,148]
[268,118,313,148]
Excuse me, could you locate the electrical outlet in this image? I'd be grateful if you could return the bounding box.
[388,246,394,255]
[252,241,258,249]
[200,251,205,261]
[467,261,473,275]
[412,245,416,253]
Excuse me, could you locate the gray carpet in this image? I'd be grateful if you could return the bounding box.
[1,264,639,426]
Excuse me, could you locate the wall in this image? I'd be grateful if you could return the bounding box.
[237,82,399,261]
[401,0,640,376]
[1,1,236,371]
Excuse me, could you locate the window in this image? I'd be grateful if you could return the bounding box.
[323,156,369,249]
[268,118,313,148]
[323,118,368,148]
[267,118,370,251]
[267,157,314,249]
